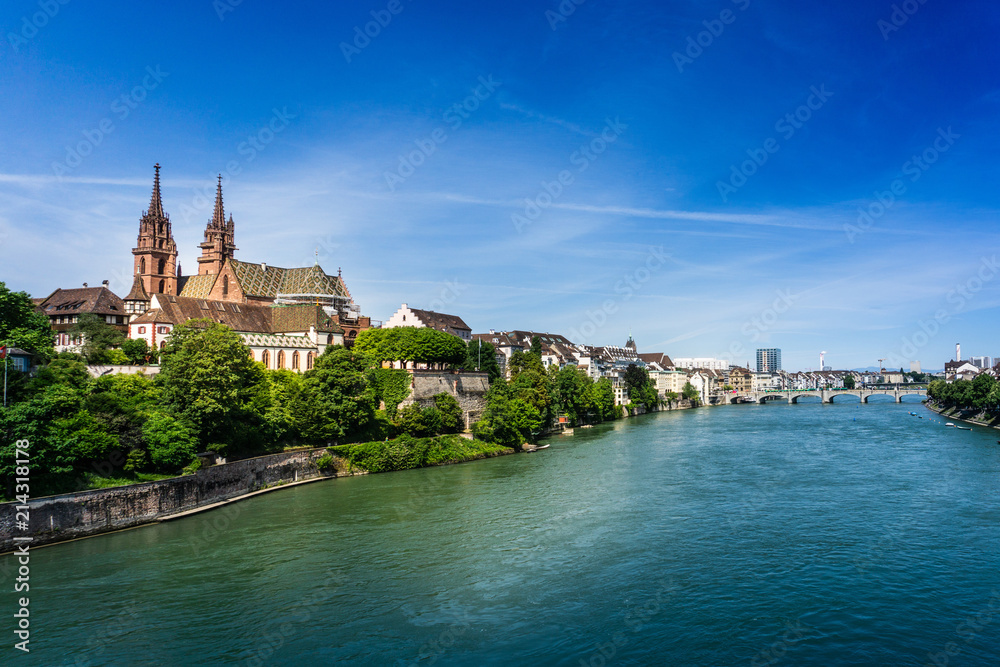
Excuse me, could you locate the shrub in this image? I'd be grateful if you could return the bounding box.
[315,452,335,471]
[143,413,199,471]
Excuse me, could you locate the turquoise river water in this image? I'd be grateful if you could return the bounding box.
[3,399,1000,666]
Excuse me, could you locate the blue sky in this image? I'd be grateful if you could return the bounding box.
[1,0,998,370]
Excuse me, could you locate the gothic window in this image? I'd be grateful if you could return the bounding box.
[292,351,300,370]
[158,280,165,293]
[262,350,270,368]
[158,259,165,274]
[223,275,229,296]
[277,350,286,369]
[140,258,146,274]
[307,352,314,370]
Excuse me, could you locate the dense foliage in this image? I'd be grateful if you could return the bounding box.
[353,327,468,367]
[1,311,676,497]
[0,281,54,360]
[331,434,511,474]
[928,376,1000,413]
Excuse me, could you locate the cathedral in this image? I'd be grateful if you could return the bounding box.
[125,164,371,369]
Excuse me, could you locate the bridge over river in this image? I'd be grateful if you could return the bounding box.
[715,387,927,405]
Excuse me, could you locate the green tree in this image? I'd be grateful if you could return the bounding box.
[530,336,542,360]
[475,380,543,449]
[0,282,54,359]
[595,378,616,421]
[970,374,997,411]
[433,393,465,433]
[143,412,199,470]
[70,313,126,364]
[156,320,265,454]
[32,355,91,392]
[296,345,377,444]
[0,385,85,496]
[353,327,467,368]
[682,381,700,405]
[121,338,151,365]
[623,364,648,399]
[465,339,501,382]
[843,374,856,389]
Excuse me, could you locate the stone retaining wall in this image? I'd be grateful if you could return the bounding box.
[0,448,331,552]
[400,371,490,428]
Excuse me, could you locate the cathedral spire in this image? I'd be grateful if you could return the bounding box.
[149,163,164,218]
[212,174,225,228]
[133,163,178,296]
[198,175,238,276]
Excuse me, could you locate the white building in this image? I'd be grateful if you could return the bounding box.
[673,357,729,371]
[385,304,472,341]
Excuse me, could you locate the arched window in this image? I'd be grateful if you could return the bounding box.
[158,259,165,274]
[292,351,300,370]
[306,352,314,370]
[158,279,165,293]
[222,275,229,297]
[140,258,146,274]
[160,341,166,350]
[261,350,270,368]
[277,350,286,369]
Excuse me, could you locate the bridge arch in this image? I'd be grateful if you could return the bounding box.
[826,392,861,403]
[791,394,821,404]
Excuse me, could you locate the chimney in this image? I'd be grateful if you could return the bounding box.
[102,280,109,287]
[956,343,961,362]
[261,263,267,271]
[83,282,88,288]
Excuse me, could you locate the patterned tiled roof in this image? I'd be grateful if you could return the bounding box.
[177,274,217,299]
[230,260,349,299]
[270,303,344,334]
[135,295,272,333]
[241,333,315,349]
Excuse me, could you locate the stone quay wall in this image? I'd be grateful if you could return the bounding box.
[0,448,332,553]
[400,370,490,428]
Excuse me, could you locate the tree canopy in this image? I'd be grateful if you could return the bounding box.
[353,327,468,366]
[0,281,54,359]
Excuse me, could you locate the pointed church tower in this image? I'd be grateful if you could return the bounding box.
[197,175,238,275]
[132,163,179,295]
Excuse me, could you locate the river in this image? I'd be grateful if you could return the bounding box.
[4,400,1000,665]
